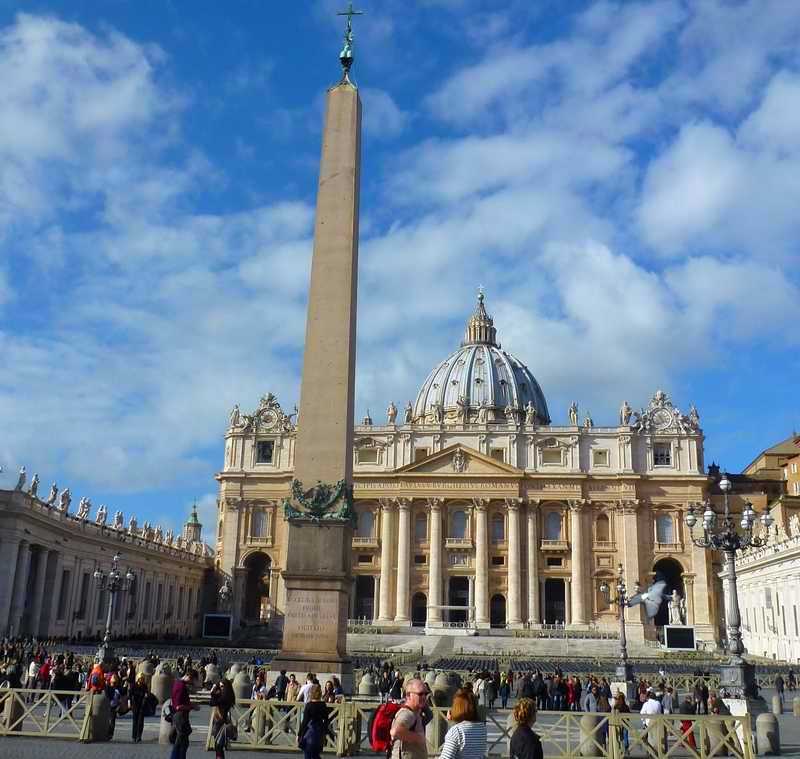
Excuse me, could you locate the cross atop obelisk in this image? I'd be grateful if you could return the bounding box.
[337,2,364,82]
[271,7,364,692]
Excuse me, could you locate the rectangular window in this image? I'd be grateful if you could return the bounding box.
[96,590,106,621]
[357,448,378,464]
[156,584,163,619]
[78,572,90,619]
[654,443,672,466]
[57,570,71,620]
[792,463,798,474]
[794,482,800,496]
[251,510,267,538]
[592,449,609,467]
[256,440,275,463]
[414,448,429,462]
[546,557,563,567]
[144,581,152,620]
[491,556,505,566]
[542,449,562,465]
[178,587,184,618]
[357,555,372,564]
[414,554,426,565]
[414,515,428,542]
[794,606,798,636]
[490,448,505,463]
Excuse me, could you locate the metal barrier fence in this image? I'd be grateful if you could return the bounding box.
[0,688,94,740]
[206,700,754,758]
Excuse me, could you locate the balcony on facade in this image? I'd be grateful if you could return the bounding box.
[445,537,473,549]
[540,539,570,551]
[592,540,616,551]
[654,541,683,553]
[352,536,380,549]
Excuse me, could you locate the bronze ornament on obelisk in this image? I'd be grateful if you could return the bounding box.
[270,5,364,692]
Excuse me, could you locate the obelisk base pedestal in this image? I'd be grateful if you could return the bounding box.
[270,520,354,694]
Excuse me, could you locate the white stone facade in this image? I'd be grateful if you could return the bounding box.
[0,489,213,640]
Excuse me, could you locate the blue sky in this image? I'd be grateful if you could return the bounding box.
[1,1,799,535]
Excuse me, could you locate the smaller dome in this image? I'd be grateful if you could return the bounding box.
[412,291,550,425]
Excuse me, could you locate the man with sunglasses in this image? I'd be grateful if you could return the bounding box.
[389,678,429,759]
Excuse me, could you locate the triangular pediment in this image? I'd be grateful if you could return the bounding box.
[395,444,523,477]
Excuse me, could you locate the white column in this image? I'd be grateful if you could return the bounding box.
[395,499,411,623]
[0,537,21,633]
[506,498,523,626]
[427,499,443,624]
[473,499,489,626]
[9,541,31,636]
[377,500,395,622]
[527,502,541,624]
[569,501,587,625]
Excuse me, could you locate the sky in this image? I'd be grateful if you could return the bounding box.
[0,0,799,536]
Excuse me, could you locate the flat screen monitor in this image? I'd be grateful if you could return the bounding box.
[664,625,695,651]
[203,614,233,639]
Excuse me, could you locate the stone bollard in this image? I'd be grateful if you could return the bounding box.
[773,694,783,716]
[756,712,780,755]
[151,664,175,706]
[86,691,111,743]
[1,687,24,733]
[205,663,221,688]
[159,699,174,745]
[233,670,253,702]
[228,663,242,680]
[705,718,729,757]
[794,697,800,717]
[579,713,602,757]
[137,660,155,690]
[358,672,378,697]
[424,670,437,689]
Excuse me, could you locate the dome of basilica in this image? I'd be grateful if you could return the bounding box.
[412,292,550,425]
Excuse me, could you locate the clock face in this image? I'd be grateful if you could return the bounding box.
[652,408,672,430]
[261,409,279,429]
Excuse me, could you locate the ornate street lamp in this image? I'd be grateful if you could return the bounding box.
[93,552,135,664]
[600,563,640,700]
[684,472,773,698]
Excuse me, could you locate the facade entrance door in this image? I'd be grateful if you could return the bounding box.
[412,593,427,627]
[490,594,506,628]
[448,576,469,624]
[354,576,375,620]
[544,578,566,624]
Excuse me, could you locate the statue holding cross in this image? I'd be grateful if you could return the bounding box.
[337,2,364,77]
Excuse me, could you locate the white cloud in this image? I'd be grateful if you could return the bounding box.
[361,88,409,139]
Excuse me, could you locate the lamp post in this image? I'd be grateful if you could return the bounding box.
[93,552,135,664]
[684,472,773,698]
[600,563,640,700]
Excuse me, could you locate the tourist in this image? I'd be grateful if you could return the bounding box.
[286,673,300,701]
[379,669,392,703]
[612,692,631,753]
[499,674,511,709]
[439,688,487,759]
[298,683,331,759]
[640,687,663,751]
[788,669,796,692]
[509,698,543,759]
[679,695,696,749]
[662,685,674,714]
[775,673,785,709]
[323,680,337,703]
[210,678,237,759]
[252,672,267,699]
[170,670,200,759]
[389,669,404,701]
[389,678,429,759]
[275,669,289,701]
[332,676,344,698]
[130,673,148,743]
[107,673,122,739]
[299,673,316,703]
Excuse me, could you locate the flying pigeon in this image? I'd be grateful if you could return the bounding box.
[627,580,667,619]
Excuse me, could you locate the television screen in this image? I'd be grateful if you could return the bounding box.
[664,625,695,650]
[203,614,232,639]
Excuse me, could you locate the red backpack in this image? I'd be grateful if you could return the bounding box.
[368,702,404,753]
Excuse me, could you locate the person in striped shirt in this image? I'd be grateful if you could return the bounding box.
[439,689,487,759]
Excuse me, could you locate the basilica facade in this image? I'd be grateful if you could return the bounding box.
[215,294,778,647]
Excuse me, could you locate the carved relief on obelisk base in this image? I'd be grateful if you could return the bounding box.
[271,5,364,693]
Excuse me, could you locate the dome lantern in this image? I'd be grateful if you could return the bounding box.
[462,289,498,347]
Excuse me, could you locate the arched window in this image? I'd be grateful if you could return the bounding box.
[656,514,674,544]
[491,513,505,542]
[544,511,562,540]
[357,510,374,537]
[218,520,223,540]
[415,513,428,542]
[251,510,267,538]
[595,514,610,542]
[450,510,467,539]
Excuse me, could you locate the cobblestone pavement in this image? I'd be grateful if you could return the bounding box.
[4,689,800,758]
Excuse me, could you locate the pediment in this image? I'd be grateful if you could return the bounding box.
[395,444,523,477]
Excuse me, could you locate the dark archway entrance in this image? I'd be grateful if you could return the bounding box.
[544,578,566,624]
[243,552,272,621]
[653,557,684,627]
[354,576,375,620]
[412,593,427,627]
[490,594,506,628]
[448,576,469,624]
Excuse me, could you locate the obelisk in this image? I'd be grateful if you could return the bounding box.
[271,7,363,692]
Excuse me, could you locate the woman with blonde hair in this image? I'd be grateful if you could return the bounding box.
[298,683,331,759]
[439,688,487,759]
[510,698,543,759]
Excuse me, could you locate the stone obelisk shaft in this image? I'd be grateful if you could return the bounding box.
[294,82,361,486]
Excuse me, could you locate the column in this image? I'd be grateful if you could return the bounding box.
[569,501,587,625]
[377,500,395,622]
[0,537,21,634]
[394,499,411,623]
[44,550,64,636]
[427,499,443,624]
[473,499,489,627]
[372,576,380,622]
[564,578,572,625]
[527,502,541,624]
[683,574,695,625]
[29,548,50,637]
[619,500,646,637]
[9,541,31,636]
[506,499,523,626]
